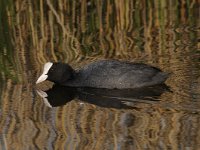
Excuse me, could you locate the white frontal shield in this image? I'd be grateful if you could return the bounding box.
[36,62,53,84]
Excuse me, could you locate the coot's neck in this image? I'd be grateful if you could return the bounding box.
[70,69,78,80]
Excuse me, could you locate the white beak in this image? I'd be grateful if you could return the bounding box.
[36,89,52,108]
[36,62,53,84]
[36,74,48,84]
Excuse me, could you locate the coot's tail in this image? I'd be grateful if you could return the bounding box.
[152,72,170,85]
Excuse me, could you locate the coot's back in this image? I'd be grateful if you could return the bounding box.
[65,60,169,89]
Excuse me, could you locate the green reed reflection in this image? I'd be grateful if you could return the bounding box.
[0,0,18,82]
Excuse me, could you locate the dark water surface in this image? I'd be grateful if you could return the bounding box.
[0,0,200,149]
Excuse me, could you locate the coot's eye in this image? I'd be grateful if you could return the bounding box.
[49,68,54,73]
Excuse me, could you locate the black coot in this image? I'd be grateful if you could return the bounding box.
[36,60,169,89]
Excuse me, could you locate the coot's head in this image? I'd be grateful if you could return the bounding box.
[36,62,75,84]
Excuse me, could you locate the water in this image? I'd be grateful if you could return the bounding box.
[0,0,199,149]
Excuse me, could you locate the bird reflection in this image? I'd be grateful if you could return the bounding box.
[36,84,170,109]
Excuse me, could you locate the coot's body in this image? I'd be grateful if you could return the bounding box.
[36,60,169,89]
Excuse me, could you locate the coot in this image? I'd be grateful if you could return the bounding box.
[36,60,169,89]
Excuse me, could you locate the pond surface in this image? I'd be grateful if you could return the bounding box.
[0,0,199,149]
